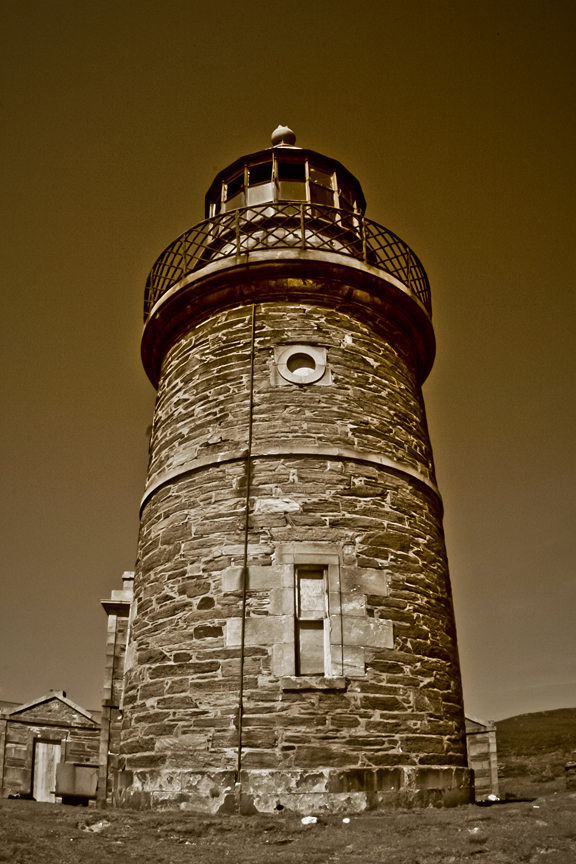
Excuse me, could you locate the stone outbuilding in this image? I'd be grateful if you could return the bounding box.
[0,691,100,803]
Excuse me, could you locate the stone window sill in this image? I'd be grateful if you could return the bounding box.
[280,676,347,691]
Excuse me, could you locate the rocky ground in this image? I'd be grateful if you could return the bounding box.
[1,781,575,864]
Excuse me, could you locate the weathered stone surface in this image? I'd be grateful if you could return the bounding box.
[116,290,469,811]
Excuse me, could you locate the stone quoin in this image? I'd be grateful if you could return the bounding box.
[107,128,473,812]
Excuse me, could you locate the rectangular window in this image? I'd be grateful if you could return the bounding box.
[310,183,334,207]
[277,180,307,201]
[224,190,245,211]
[226,173,244,198]
[248,161,272,185]
[246,182,274,206]
[309,165,334,189]
[295,566,327,675]
[277,161,306,181]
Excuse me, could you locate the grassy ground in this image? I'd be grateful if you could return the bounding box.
[1,787,576,864]
[2,708,574,863]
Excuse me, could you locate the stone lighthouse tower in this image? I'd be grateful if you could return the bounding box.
[115,127,472,812]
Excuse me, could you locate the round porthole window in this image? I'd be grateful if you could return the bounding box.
[287,353,316,376]
[275,345,328,385]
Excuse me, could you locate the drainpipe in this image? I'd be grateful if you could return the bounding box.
[235,303,256,793]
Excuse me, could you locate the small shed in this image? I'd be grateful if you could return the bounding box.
[465,715,499,800]
[0,691,100,803]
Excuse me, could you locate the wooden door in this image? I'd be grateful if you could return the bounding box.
[32,739,62,802]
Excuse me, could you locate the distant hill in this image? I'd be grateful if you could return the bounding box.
[497,707,576,756]
[495,707,576,789]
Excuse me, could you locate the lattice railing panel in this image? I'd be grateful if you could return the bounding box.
[144,204,431,319]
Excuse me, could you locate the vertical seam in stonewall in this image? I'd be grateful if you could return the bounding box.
[338,558,344,677]
[236,302,256,790]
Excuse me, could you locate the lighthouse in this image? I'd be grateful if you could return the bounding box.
[114,127,472,812]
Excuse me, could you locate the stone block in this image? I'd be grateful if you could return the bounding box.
[241,729,277,748]
[341,567,389,596]
[188,661,221,674]
[413,767,465,790]
[340,616,393,649]
[138,648,170,665]
[326,767,403,793]
[329,615,342,644]
[240,750,281,769]
[293,746,357,769]
[148,663,194,680]
[271,642,296,677]
[164,679,190,695]
[268,586,292,615]
[155,696,199,710]
[220,566,243,593]
[340,592,366,615]
[363,752,405,767]
[401,735,444,754]
[154,733,210,753]
[275,544,339,565]
[126,754,165,770]
[329,714,361,729]
[182,580,211,598]
[5,743,27,762]
[196,596,215,610]
[4,765,30,785]
[359,695,406,712]
[248,565,280,590]
[253,497,300,514]
[193,624,223,640]
[342,645,365,677]
[6,726,29,745]
[226,615,292,646]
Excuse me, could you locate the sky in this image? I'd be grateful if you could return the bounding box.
[1,0,574,723]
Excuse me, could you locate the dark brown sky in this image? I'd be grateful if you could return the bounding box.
[1,0,574,721]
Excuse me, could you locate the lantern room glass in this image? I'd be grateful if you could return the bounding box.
[215,155,359,214]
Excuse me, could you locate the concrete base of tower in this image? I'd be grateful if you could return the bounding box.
[113,766,473,813]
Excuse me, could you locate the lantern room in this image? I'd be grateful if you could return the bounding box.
[205,126,366,217]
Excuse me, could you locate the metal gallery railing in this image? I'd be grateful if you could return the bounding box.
[143,203,431,320]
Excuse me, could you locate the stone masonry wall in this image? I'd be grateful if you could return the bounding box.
[145,303,437,495]
[117,300,469,811]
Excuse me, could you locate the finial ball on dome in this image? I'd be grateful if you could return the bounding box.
[271,125,296,147]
